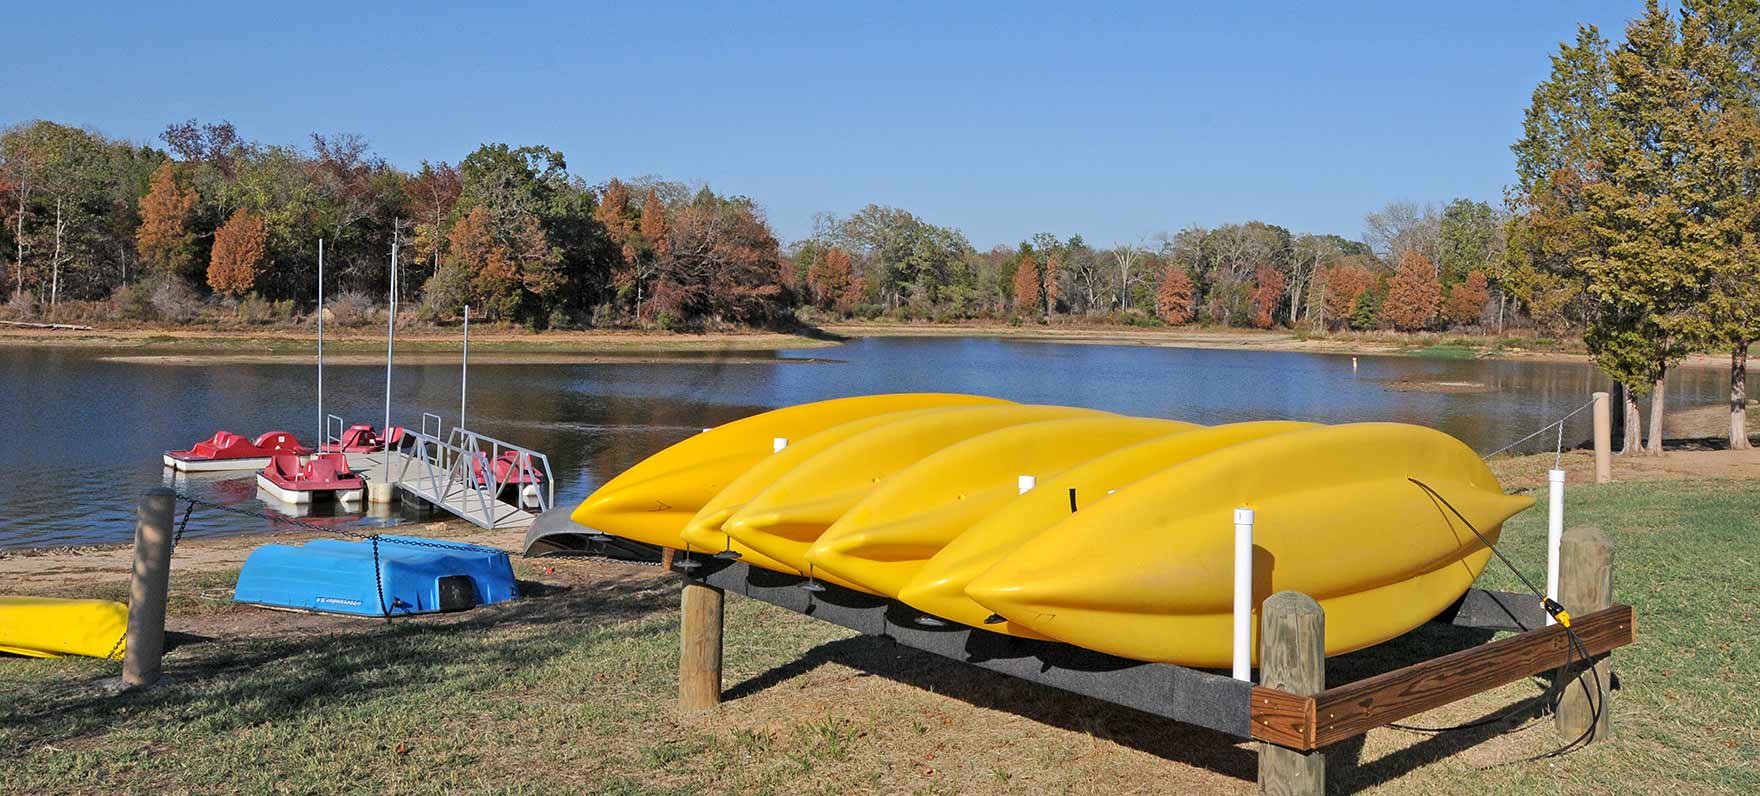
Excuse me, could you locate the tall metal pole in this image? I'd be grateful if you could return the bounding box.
[317,239,325,447]
[382,238,397,486]
[460,304,470,433]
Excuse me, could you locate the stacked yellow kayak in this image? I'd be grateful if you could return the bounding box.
[571,394,1533,667]
[0,597,128,658]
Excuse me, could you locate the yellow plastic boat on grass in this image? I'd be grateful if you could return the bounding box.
[965,423,1533,667]
[677,407,956,571]
[722,404,1108,592]
[898,421,1316,638]
[806,416,1195,598]
[0,597,128,658]
[569,393,1008,550]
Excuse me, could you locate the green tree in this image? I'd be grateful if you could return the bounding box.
[1582,2,1727,455]
[1437,198,1500,286]
[1688,0,1760,449]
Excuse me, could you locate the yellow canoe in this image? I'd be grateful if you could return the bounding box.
[723,404,1110,592]
[569,393,1009,550]
[677,407,958,572]
[0,597,128,658]
[966,423,1533,667]
[898,421,1316,638]
[806,416,1195,598]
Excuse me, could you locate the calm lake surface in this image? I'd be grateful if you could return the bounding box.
[0,337,1743,549]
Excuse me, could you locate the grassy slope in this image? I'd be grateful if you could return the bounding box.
[1,479,1755,795]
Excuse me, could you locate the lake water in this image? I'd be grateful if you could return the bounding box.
[0,337,1743,550]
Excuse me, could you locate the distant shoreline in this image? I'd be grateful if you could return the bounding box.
[0,320,1746,370]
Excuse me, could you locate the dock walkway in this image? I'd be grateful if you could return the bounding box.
[345,449,539,530]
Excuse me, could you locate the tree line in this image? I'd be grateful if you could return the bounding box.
[0,121,790,329]
[0,118,1521,337]
[1,0,1754,453]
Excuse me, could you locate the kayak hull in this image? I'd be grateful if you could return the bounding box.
[966,423,1533,667]
[0,597,128,658]
[570,394,1012,552]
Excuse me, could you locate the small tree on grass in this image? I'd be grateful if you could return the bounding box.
[1012,254,1042,317]
[1156,266,1196,324]
[807,247,854,311]
[1383,250,1441,331]
[136,161,197,279]
[1249,265,1286,329]
[1443,270,1491,327]
[207,210,267,297]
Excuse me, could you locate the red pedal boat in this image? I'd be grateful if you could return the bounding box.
[320,424,406,454]
[473,451,544,508]
[256,453,367,505]
[164,431,311,472]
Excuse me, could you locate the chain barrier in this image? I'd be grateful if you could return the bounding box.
[1478,396,1600,462]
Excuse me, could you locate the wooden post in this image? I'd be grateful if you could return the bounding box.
[1259,591,1325,796]
[660,547,675,571]
[1592,391,1612,484]
[122,488,175,689]
[1555,527,1613,745]
[678,580,725,712]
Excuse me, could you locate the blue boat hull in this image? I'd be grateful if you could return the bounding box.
[235,536,518,617]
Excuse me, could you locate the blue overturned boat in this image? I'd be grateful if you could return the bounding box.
[235,536,518,617]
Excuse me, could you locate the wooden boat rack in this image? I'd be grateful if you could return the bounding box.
[670,526,1633,794]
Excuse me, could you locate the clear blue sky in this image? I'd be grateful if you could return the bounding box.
[5,1,1639,250]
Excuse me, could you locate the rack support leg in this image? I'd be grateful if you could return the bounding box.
[1258,590,1325,795]
[1555,527,1613,745]
[679,580,724,713]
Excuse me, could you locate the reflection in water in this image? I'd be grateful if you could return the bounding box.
[0,338,1746,549]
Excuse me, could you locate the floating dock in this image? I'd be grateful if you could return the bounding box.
[341,419,552,531]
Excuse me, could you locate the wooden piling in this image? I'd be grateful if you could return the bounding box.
[678,580,725,712]
[1592,391,1612,484]
[1258,591,1326,796]
[1555,526,1614,745]
[122,488,175,689]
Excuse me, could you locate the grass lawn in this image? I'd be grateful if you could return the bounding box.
[2,479,1755,794]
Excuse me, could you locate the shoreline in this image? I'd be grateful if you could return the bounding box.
[6,320,1747,370]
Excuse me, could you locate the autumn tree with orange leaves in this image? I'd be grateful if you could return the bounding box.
[1249,265,1287,329]
[207,210,267,297]
[633,190,669,318]
[136,162,197,278]
[1321,259,1376,329]
[807,247,856,311]
[1012,255,1042,317]
[1443,269,1490,327]
[1156,266,1196,324]
[1383,250,1442,331]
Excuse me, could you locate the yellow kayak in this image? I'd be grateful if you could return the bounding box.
[806,416,1195,598]
[569,393,1009,550]
[0,597,128,658]
[965,423,1533,667]
[898,421,1316,638]
[722,404,1110,592]
[677,408,957,571]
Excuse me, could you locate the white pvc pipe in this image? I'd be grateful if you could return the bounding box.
[1546,468,1565,625]
[772,437,788,453]
[1233,506,1255,681]
[1017,474,1036,495]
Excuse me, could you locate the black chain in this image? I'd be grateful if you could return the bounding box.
[100,490,506,662]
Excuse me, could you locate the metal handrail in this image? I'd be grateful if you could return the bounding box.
[387,425,552,528]
[324,414,347,448]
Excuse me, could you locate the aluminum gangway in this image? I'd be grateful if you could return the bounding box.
[338,414,555,530]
